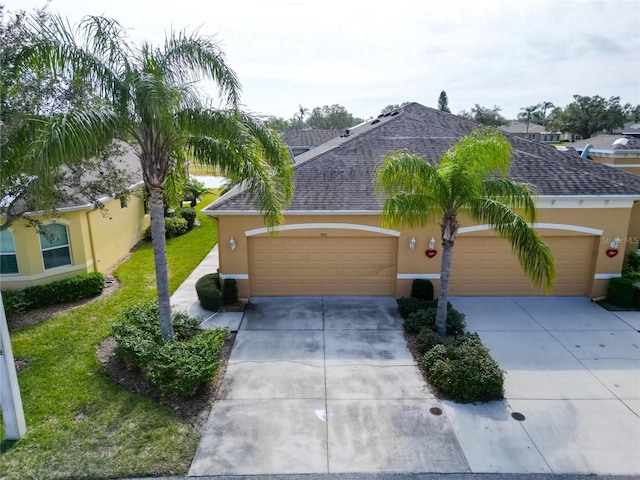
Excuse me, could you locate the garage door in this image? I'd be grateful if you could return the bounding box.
[249,236,397,296]
[449,236,596,296]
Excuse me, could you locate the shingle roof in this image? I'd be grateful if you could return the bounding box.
[500,122,547,134]
[283,129,341,147]
[570,134,640,151]
[206,103,640,213]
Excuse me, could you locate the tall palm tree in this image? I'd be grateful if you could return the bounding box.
[520,105,540,133]
[18,14,294,339]
[540,101,555,119]
[375,128,555,335]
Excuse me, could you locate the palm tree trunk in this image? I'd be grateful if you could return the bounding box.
[149,186,174,340]
[436,215,458,336]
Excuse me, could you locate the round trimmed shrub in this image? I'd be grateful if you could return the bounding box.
[411,279,434,301]
[415,327,443,356]
[422,334,504,403]
[177,207,196,230]
[402,305,466,336]
[196,274,222,311]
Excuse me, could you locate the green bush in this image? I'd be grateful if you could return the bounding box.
[633,282,640,309]
[112,301,226,396]
[411,279,434,301]
[422,334,504,403]
[12,272,105,310]
[622,251,640,276]
[402,305,466,336]
[2,290,29,314]
[222,278,238,305]
[196,274,222,311]
[415,327,443,356]
[142,217,189,241]
[608,277,635,307]
[397,297,430,319]
[177,207,196,230]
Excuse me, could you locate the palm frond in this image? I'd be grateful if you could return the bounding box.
[480,178,538,222]
[468,197,555,291]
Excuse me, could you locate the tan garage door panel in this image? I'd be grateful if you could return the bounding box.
[249,237,396,296]
[450,236,595,296]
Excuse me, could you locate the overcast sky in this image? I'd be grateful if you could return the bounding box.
[5,0,640,121]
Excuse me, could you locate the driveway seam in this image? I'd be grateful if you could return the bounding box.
[505,398,554,474]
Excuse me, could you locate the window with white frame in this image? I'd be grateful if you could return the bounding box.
[0,230,18,274]
[39,224,72,269]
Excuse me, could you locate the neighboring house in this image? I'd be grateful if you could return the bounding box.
[570,135,640,176]
[283,129,341,156]
[204,103,640,299]
[500,122,562,143]
[0,146,149,290]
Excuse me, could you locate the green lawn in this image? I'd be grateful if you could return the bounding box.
[0,192,219,480]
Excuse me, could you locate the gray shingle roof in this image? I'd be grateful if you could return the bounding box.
[570,134,640,151]
[206,103,640,213]
[283,129,341,147]
[500,122,547,134]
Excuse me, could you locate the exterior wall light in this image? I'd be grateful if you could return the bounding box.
[429,237,436,250]
[229,237,236,250]
[610,236,621,249]
[409,237,416,250]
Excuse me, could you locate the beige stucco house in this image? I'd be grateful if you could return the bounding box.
[0,146,149,290]
[570,133,640,176]
[204,103,640,299]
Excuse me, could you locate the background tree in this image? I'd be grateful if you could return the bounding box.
[20,12,294,339]
[540,101,555,120]
[305,104,364,130]
[380,101,411,115]
[437,91,450,113]
[547,95,628,138]
[0,7,132,230]
[293,104,309,129]
[458,104,508,127]
[375,129,554,335]
[518,105,541,132]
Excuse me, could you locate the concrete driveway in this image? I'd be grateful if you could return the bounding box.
[189,296,640,476]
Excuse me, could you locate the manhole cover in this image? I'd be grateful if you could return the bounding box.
[511,412,526,421]
[429,407,443,416]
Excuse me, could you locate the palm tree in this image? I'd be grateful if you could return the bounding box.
[375,128,555,335]
[540,101,555,119]
[295,104,308,129]
[19,14,294,339]
[520,105,540,133]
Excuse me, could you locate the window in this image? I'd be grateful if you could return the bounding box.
[528,133,536,140]
[0,230,18,274]
[39,224,72,269]
[120,196,128,209]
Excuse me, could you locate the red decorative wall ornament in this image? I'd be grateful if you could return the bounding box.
[425,249,437,258]
[605,249,619,258]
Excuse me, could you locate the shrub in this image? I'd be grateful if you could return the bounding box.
[2,290,29,314]
[222,278,238,305]
[422,333,504,402]
[112,301,226,396]
[415,327,443,356]
[608,277,634,307]
[397,297,430,319]
[633,283,640,309]
[622,251,640,276]
[177,207,196,230]
[196,274,222,311]
[17,272,105,310]
[142,217,189,241]
[411,279,434,301]
[402,305,466,336]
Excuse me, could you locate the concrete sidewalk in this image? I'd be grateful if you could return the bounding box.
[170,245,243,331]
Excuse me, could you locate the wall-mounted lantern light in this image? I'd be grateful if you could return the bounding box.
[429,237,436,250]
[610,236,621,249]
[229,237,236,250]
[409,237,416,250]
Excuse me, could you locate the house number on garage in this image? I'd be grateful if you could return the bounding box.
[320,233,327,238]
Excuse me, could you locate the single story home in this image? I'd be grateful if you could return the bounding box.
[570,134,640,176]
[500,122,562,143]
[204,103,640,299]
[0,145,149,290]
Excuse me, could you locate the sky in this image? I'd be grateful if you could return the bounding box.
[4,0,640,121]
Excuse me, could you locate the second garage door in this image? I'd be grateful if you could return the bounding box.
[249,236,397,296]
[449,235,596,296]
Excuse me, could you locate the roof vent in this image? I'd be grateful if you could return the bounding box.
[391,111,399,116]
[371,119,380,125]
[383,112,391,117]
[340,129,350,138]
[613,138,629,146]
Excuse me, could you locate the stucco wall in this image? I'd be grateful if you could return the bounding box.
[591,155,640,176]
[214,203,635,299]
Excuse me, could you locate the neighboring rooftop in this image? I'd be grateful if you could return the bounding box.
[283,129,341,156]
[570,134,640,152]
[500,122,547,134]
[206,103,640,213]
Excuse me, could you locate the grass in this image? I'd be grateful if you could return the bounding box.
[188,163,221,176]
[0,192,219,480]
